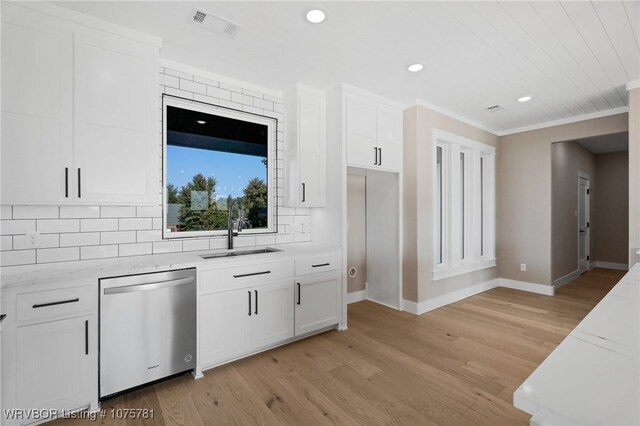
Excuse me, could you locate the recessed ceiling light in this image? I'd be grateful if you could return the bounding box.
[517,96,532,103]
[408,63,423,72]
[305,9,326,24]
[196,120,207,124]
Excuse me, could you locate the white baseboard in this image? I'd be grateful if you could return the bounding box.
[346,289,366,304]
[553,269,580,289]
[499,278,555,296]
[402,278,499,315]
[591,261,628,271]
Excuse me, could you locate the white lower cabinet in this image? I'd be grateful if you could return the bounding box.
[16,316,96,413]
[294,273,340,336]
[199,276,293,368]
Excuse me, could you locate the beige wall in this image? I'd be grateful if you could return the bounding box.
[629,88,640,267]
[498,113,628,285]
[346,174,367,293]
[403,105,499,303]
[594,151,629,265]
[551,141,595,281]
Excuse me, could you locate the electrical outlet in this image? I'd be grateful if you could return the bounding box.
[520,263,527,272]
[26,232,40,247]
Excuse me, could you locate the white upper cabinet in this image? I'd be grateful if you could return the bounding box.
[285,84,326,207]
[1,5,73,204]
[74,30,159,204]
[344,87,403,172]
[0,3,160,206]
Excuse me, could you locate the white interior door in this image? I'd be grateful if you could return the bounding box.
[578,174,590,273]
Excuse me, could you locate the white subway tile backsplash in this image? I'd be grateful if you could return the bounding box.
[242,105,263,115]
[219,82,243,93]
[60,232,100,247]
[159,73,179,88]
[294,233,311,243]
[206,86,231,101]
[14,233,59,250]
[119,242,152,257]
[37,219,79,234]
[136,206,162,217]
[180,79,206,95]
[242,88,264,99]
[152,218,163,230]
[219,99,242,110]
[137,230,162,242]
[194,94,220,106]
[255,234,276,246]
[120,218,153,231]
[37,247,79,263]
[60,206,100,218]
[164,68,193,80]
[194,75,219,87]
[264,94,283,103]
[164,87,193,99]
[0,206,12,220]
[276,234,294,244]
[254,98,274,111]
[81,219,118,232]
[209,238,227,250]
[1,250,35,266]
[182,239,209,252]
[1,220,36,235]
[152,240,182,254]
[13,205,59,219]
[81,245,118,260]
[101,206,136,218]
[101,231,136,245]
[273,103,284,113]
[231,92,253,106]
[1,236,13,251]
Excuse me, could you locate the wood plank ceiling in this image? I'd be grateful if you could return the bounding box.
[56,1,640,134]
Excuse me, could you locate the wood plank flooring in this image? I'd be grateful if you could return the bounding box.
[53,268,624,425]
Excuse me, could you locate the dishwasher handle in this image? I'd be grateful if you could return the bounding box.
[103,276,194,295]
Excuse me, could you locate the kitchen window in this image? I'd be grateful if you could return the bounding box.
[433,129,495,280]
[162,96,277,238]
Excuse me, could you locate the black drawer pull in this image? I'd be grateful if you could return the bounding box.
[233,271,271,278]
[297,283,301,305]
[64,167,69,198]
[33,298,79,309]
[77,168,82,198]
[85,320,89,355]
[311,263,330,268]
[248,291,252,316]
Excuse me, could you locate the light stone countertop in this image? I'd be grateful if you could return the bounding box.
[513,263,640,425]
[0,243,341,290]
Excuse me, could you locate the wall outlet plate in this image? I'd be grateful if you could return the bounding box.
[520,263,527,272]
[26,232,40,247]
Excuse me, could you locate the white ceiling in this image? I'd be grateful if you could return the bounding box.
[55,1,640,134]
[575,131,629,154]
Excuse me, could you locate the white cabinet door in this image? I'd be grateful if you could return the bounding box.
[74,30,159,205]
[297,89,326,207]
[252,281,294,348]
[1,5,73,204]
[16,316,95,412]
[295,274,340,336]
[376,105,403,172]
[345,94,377,169]
[199,288,252,367]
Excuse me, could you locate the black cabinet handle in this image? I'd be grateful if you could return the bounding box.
[233,271,271,278]
[297,283,301,305]
[84,320,89,355]
[65,167,69,198]
[254,290,258,315]
[302,183,306,203]
[33,298,79,309]
[248,291,252,316]
[311,263,330,268]
[379,148,382,166]
[374,147,378,165]
[77,168,82,198]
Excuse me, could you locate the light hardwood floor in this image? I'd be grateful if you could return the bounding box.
[53,268,624,425]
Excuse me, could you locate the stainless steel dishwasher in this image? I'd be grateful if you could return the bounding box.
[99,268,196,400]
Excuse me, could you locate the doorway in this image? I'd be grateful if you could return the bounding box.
[578,171,590,273]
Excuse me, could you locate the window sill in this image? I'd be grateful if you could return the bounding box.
[433,259,496,281]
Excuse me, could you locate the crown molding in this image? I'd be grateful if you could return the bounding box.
[627,80,640,91]
[407,100,500,136]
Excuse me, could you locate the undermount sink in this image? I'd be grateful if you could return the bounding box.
[200,247,281,260]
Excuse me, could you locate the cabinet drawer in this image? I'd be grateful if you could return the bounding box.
[17,286,95,323]
[295,254,341,276]
[200,261,294,294]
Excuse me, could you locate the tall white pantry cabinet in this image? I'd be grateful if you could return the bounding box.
[1,3,160,207]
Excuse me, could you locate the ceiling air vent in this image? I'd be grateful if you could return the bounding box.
[485,104,508,113]
[190,8,241,39]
